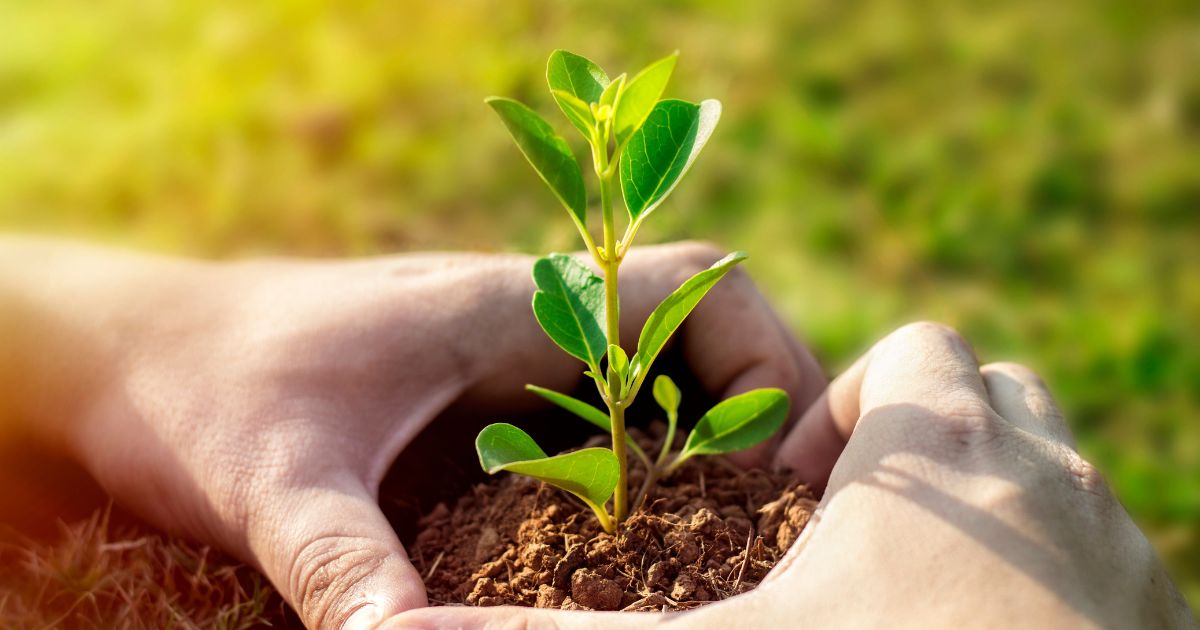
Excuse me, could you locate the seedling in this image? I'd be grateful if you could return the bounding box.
[476,50,789,533]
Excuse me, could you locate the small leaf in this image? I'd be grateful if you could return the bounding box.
[477,422,547,471]
[526,384,610,432]
[680,388,790,458]
[633,251,746,379]
[486,97,587,225]
[599,73,625,110]
[614,52,678,145]
[476,423,619,508]
[532,254,607,369]
[526,384,651,465]
[653,374,681,417]
[626,352,642,391]
[619,99,721,223]
[547,50,610,137]
[653,374,682,467]
[608,344,629,380]
[551,89,595,134]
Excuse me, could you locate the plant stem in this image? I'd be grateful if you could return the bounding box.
[656,410,678,468]
[599,161,628,523]
[663,452,690,477]
[589,500,615,534]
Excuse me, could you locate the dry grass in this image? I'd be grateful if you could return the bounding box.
[0,507,297,629]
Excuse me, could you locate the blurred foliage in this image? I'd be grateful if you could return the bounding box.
[1,0,1197,610]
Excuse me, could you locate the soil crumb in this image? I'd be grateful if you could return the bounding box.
[413,429,817,611]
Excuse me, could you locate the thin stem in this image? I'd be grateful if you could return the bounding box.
[656,410,678,468]
[663,452,690,477]
[587,499,615,534]
[595,121,629,524]
[631,465,658,514]
[573,218,603,268]
[628,438,652,472]
[618,216,643,259]
[600,180,620,350]
[608,398,628,522]
[635,410,677,513]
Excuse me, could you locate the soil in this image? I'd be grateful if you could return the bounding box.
[412,426,817,611]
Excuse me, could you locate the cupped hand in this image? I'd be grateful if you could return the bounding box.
[9,239,824,628]
[396,322,1194,629]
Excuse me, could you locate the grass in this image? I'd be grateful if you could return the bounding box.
[0,0,1197,617]
[0,508,295,628]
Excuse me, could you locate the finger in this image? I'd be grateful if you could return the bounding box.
[773,322,990,483]
[981,362,1075,448]
[384,605,654,630]
[250,474,426,629]
[856,321,988,415]
[620,242,827,467]
[772,352,867,487]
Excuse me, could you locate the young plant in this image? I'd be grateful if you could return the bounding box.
[476,50,790,533]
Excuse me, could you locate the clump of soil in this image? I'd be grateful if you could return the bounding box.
[413,429,817,611]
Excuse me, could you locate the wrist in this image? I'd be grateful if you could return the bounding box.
[0,237,214,453]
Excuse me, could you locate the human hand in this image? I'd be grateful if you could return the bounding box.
[0,238,824,628]
[396,322,1194,629]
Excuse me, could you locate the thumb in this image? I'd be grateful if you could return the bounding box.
[250,473,426,629]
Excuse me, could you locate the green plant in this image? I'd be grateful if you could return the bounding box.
[476,50,789,533]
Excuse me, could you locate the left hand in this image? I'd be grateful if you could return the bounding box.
[0,238,826,628]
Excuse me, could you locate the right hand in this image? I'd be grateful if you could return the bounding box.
[395,322,1195,629]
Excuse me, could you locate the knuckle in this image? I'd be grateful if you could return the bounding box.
[932,401,1005,449]
[1060,449,1111,499]
[288,534,388,629]
[745,356,804,393]
[981,361,1046,388]
[890,321,966,348]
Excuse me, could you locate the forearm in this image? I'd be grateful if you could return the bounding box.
[0,237,209,452]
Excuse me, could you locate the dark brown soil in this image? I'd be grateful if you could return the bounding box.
[412,428,817,611]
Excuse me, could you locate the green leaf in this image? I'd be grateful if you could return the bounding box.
[551,89,595,134]
[532,254,607,369]
[653,374,681,417]
[608,344,629,380]
[599,73,625,110]
[633,251,746,380]
[653,374,682,467]
[525,384,652,467]
[614,52,678,145]
[619,99,721,222]
[680,389,790,458]
[476,423,619,508]
[486,97,587,225]
[547,50,610,137]
[627,352,642,386]
[525,384,610,432]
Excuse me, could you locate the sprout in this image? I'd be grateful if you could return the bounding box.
[477,50,788,532]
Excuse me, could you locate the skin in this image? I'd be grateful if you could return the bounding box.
[2,239,1192,628]
[0,237,824,629]
[399,323,1196,629]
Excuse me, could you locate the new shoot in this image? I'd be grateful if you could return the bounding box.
[476,50,790,533]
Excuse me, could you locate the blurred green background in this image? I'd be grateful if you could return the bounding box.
[2,0,1197,611]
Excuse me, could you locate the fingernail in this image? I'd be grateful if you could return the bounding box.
[343,603,381,630]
